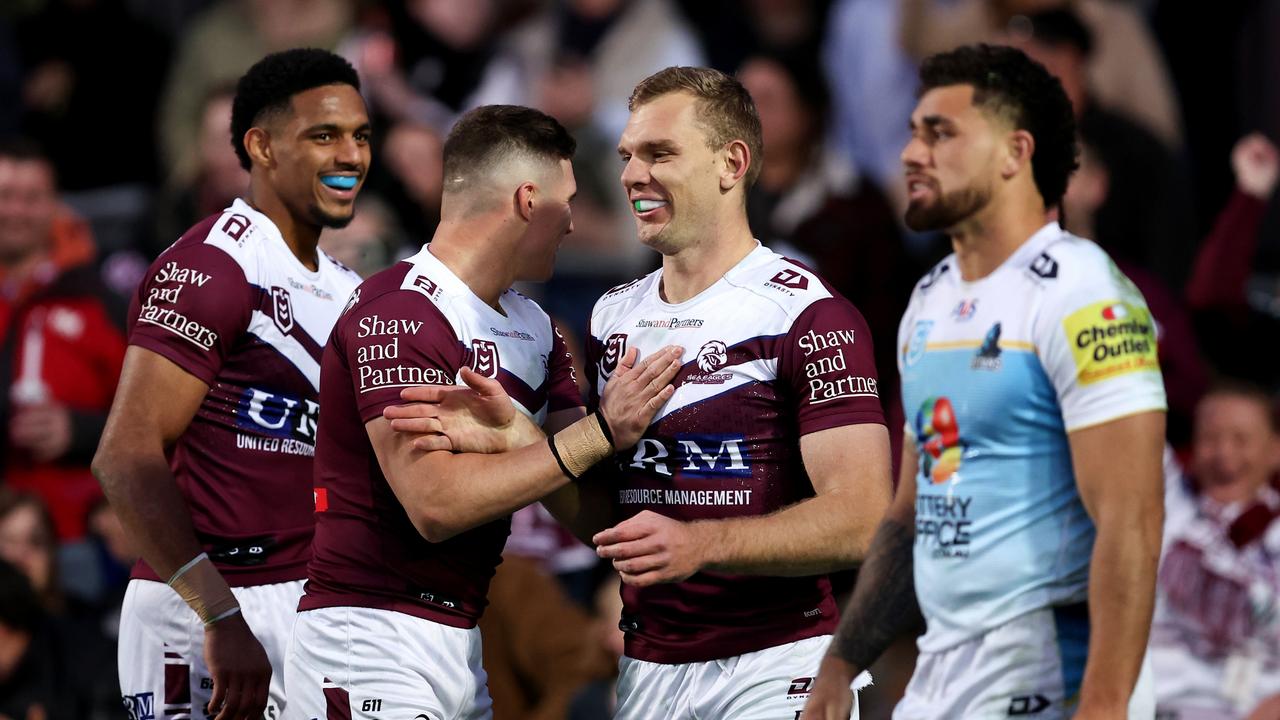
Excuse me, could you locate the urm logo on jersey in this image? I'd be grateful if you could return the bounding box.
[234,388,319,445]
[628,433,752,478]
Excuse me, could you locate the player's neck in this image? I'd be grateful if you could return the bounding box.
[428,219,513,313]
[245,187,320,271]
[659,216,756,305]
[948,194,1047,282]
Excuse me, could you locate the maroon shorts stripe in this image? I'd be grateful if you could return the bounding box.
[324,683,351,720]
[164,663,191,705]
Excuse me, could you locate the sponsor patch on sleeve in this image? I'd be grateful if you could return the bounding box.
[1062,300,1159,385]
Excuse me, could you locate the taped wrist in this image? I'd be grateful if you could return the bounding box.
[549,412,615,479]
[167,552,239,626]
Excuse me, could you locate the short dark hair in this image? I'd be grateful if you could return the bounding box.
[919,44,1079,212]
[629,66,764,189]
[442,105,576,194]
[230,48,361,170]
[1202,379,1280,434]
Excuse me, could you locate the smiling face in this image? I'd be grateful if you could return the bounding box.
[901,84,1008,232]
[0,157,56,265]
[618,92,730,255]
[1194,392,1280,504]
[515,158,577,281]
[260,83,371,230]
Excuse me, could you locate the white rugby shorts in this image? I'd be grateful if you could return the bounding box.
[615,634,872,720]
[284,606,492,720]
[893,606,1155,719]
[117,577,303,720]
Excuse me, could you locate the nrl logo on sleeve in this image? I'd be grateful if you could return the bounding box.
[470,339,501,378]
[601,333,627,377]
[270,286,294,334]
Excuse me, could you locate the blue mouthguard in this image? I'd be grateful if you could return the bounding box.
[321,175,358,190]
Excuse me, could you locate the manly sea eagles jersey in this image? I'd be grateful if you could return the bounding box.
[127,198,361,586]
[586,242,886,663]
[303,246,582,627]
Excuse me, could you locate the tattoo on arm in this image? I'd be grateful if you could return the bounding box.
[829,518,923,670]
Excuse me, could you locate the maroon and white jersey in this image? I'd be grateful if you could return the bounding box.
[126,199,361,586]
[302,246,583,628]
[586,243,885,664]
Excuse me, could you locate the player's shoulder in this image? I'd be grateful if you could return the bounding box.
[1026,229,1135,304]
[723,247,837,318]
[909,255,955,301]
[591,269,661,326]
[319,249,364,290]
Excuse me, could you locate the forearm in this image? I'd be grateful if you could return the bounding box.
[541,468,616,545]
[92,450,206,578]
[826,518,922,673]
[698,490,878,576]
[1079,514,1161,709]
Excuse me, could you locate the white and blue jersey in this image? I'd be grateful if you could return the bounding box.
[898,222,1166,663]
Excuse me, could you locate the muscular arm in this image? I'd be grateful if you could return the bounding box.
[91,345,210,578]
[1071,411,1165,714]
[805,443,923,714]
[596,423,893,584]
[368,415,575,543]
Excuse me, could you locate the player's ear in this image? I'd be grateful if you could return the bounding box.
[515,182,537,222]
[245,127,273,169]
[1003,129,1035,179]
[719,140,751,192]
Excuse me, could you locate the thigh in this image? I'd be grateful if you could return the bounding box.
[896,610,1073,720]
[118,579,212,720]
[704,636,871,720]
[284,607,489,720]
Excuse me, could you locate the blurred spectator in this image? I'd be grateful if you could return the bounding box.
[676,0,835,71]
[0,558,69,720]
[158,0,354,186]
[479,552,615,720]
[1187,133,1280,389]
[318,195,405,277]
[152,85,247,256]
[739,49,914,462]
[375,121,445,246]
[0,140,126,542]
[822,0,920,213]
[568,572,625,720]
[899,0,1183,150]
[506,0,705,156]
[0,491,119,719]
[15,0,169,191]
[504,505,599,606]
[1150,383,1280,718]
[1015,7,1196,290]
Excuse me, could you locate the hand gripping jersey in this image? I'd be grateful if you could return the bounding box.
[897,222,1166,653]
[303,246,583,627]
[586,243,885,664]
[126,199,362,585]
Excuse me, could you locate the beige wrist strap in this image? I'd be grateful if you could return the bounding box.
[549,412,614,479]
[167,552,240,626]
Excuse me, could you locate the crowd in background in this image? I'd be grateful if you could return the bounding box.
[0,0,1278,718]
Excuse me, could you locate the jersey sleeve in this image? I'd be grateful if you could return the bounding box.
[1036,259,1167,431]
[127,244,253,385]
[337,291,463,423]
[778,297,886,436]
[547,320,585,413]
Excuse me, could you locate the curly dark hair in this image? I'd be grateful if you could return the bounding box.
[230,48,361,171]
[919,44,1079,211]
[442,105,576,194]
